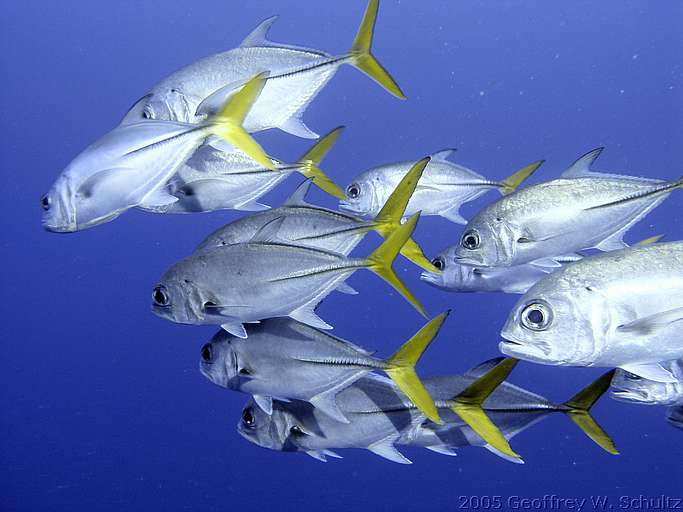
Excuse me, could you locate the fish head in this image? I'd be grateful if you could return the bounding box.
[454,215,518,267]
[420,246,477,290]
[500,279,609,365]
[121,90,194,124]
[151,266,213,325]
[199,330,244,389]
[339,168,386,217]
[237,398,301,453]
[41,173,78,233]
[610,369,678,405]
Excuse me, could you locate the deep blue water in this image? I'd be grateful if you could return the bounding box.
[2,1,682,511]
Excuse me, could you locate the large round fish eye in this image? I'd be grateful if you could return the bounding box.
[40,194,51,211]
[346,183,361,199]
[152,286,169,307]
[520,301,553,331]
[200,343,213,363]
[431,256,445,271]
[242,407,255,428]
[461,230,480,250]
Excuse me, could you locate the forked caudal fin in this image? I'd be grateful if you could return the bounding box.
[384,311,451,424]
[295,126,346,199]
[371,157,436,272]
[499,160,544,196]
[365,212,427,317]
[349,0,406,99]
[208,72,275,170]
[449,358,522,462]
[561,370,619,455]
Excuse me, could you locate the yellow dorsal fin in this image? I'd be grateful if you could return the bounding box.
[384,311,450,424]
[296,126,345,199]
[209,72,274,170]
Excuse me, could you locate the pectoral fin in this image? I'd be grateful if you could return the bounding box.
[253,395,273,415]
[138,188,179,208]
[617,307,683,337]
[77,167,140,200]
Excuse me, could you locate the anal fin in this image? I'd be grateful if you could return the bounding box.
[290,301,333,330]
[367,436,412,464]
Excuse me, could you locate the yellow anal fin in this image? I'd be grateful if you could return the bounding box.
[209,72,275,170]
[366,212,427,317]
[635,234,664,246]
[349,0,406,99]
[296,126,346,199]
[384,311,450,424]
[562,369,619,455]
[500,160,544,195]
[450,358,521,461]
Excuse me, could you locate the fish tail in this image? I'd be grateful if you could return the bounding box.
[384,311,450,424]
[349,0,406,99]
[296,126,346,199]
[450,358,523,462]
[371,157,435,271]
[635,234,664,246]
[208,72,275,170]
[561,370,619,455]
[365,212,427,317]
[499,160,544,195]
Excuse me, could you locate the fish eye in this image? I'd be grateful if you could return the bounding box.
[461,230,480,250]
[239,367,251,376]
[40,194,51,211]
[290,425,305,436]
[152,286,169,307]
[520,302,553,331]
[242,407,255,428]
[431,256,445,271]
[346,183,361,199]
[200,343,213,363]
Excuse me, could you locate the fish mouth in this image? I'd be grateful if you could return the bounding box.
[610,389,652,404]
[499,334,553,363]
[419,270,440,285]
[42,220,77,233]
[338,201,363,214]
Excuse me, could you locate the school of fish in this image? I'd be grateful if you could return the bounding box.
[42,0,682,464]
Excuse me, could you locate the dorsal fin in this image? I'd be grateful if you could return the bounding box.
[464,357,506,378]
[561,147,604,178]
[430,148,457,162]
[250,216,286,243]
[284,179,314,207]
[240,16,279,47]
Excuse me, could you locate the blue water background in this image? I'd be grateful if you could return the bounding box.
[2,1,682,510]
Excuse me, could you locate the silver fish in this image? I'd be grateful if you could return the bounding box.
[339,150,542,224]
[237,362,616,463]
[138,127,346,214]
[200,313,449,423]
[420,244,581,294]
[121,0,404,136]
[455,148,683,268]
[152,213,426,338]
[611,359,683,405]
[42,74,273,232]
[195,158,436,271]
[500,242,683,383]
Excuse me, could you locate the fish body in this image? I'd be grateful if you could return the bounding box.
[455,148,682,268]
[501,242,683,382]
[122,1,405,136]
[611,359,683,405]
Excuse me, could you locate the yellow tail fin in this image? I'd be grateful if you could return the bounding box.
[366,212,427,317]
[635,234,664,246]
[500,160,544,195]
[349,0,405,99]
[296,126,346,199]
[371,158,435,271]
[562,370,619,455]
[384,311,450,424]
[209,72,275,170]
[450,358,522,462]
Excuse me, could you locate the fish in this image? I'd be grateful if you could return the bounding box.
[200,313,450,424]
[152,212,426,338]
[420,245,581,294]
[138,126,346,214]
[454,147,683,268]
[121,0,404,137]
[500,241,683,383]
[237,360,617,463]
[610,359,683,405]
[666,405,683,431]
[195,157,435,270]
[422,234,664,294]
[339,149,542,224]
[41,73,273,232]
